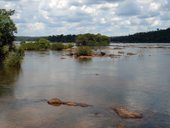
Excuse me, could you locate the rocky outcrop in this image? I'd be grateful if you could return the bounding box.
[47,98,91,107]
[112,107,143,119]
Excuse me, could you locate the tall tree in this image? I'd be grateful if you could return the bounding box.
[0,9,17,46]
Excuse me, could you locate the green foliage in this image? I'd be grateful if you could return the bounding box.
[3,47,24,67]
[0,9,17,46]
[21,38,50,51]
[111,28,170,43]
[1,45,10,55]
[35,38,50,50]
[21,42,37,50]
[0,9,23,67]
[76,33,110,46]
[64,43,74,49]
[20,41,26,44]
[50,43,65,51]
[76,46,92,56]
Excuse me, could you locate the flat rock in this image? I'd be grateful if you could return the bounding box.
[63,101,78,106]
[112,107,143,119]
[47,98,63,106]
[78,56,93,59]
[47,98,91,107]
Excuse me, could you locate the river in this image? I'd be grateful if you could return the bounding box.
[0,43,170,128]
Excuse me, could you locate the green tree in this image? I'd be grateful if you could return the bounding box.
[0,9,17,46]
[35,38,50,50]
[76,33,110,46]
[0,9,17,60]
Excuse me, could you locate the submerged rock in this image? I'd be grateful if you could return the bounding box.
[112,107,143,119]
[63,101,78,106]
[60,57,66,59]
[78,56,93,59]
[100,52,106,56]
[76,103,92,107]
[47,98,91,107]
[47,98,63,106]
[116,124,126,128]
[127,52,136,56]
[118,51,125,54]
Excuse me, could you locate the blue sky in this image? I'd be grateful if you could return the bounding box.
[0,0,170,36]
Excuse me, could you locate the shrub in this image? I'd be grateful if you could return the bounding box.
[1,45,10,55]
[35,38,50,50]
[3,50,23,67]
[76,46,92,56]
[50,43,65,51]
[21,42,37,50]
[3,45,24,67]
[64,43,74,49]
[21,38,50,51]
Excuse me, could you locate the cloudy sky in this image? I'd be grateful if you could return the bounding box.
[0,0,170,36]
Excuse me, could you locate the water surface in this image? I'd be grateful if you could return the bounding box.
[0,43,170,128]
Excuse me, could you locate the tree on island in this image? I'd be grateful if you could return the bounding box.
[76,33,110,46]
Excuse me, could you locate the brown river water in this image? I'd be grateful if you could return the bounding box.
[0,43,170,128]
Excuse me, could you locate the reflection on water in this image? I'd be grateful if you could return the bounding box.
[0,67,21,97]
[76,58,92,64]
[0,44,170,128]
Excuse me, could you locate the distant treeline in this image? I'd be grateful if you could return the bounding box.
[16,28,170,43]
[111,28,170,43]
[47,35,76,42]
[16,34,76,42]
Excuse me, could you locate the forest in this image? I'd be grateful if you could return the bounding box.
[16,28,170,43]
[110,28,170,43]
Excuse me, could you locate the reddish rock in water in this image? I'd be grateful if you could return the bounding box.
[63,101,91,107]
[63,101,78,106]
[112,107,143,119]
[47,98,91,107]
[47,98,63,106]
[116,124,126,128]
[78,56,93,59]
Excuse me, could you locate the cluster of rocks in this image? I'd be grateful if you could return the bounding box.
[65,48,137,59]
[47,98,143,128]
[47,98,143,119]
[47,98,91,107]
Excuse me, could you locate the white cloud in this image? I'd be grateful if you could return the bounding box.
[0,0,169,36]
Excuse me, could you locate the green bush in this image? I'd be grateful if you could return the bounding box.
[35,38,50,50]
[1,45,10,55]
[76,46,92,56]
[64,43,74,49]
[21,38,50,51]
[21,42,37,50]
[3,49,24,67]
[3,45,24,67]
[50,43,65,51]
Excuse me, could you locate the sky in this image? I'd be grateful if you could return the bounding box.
[0,0,170,36]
